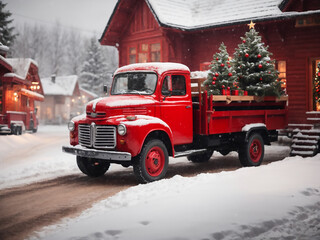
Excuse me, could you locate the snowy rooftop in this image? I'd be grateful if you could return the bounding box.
[41,75,78,96]
[5,58,38,79]
[145,0,320,30]
[80,87,98,98]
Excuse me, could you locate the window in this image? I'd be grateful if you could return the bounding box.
[295,16,320,28]
[138,44,149,63]
[161,76,171,96]
[128,42,161,64]
[112,72,157,95]
[161,75,186,96]
[129,47,137,64]
[172,75,186,96]
[151,43,161,62]
[277,60,286,89]
[313,59,320,111]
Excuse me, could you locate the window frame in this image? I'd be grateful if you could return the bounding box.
[127,41,162,64]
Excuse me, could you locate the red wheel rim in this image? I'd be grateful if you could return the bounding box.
[249,139,262,163]
[145,146,165,177]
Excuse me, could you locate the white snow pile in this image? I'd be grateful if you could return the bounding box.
[0,126,79,189]
[32,155,320,240]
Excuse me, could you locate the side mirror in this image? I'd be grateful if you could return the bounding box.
[103,85,108,94]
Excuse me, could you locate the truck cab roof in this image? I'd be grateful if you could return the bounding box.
[114,62,190,76]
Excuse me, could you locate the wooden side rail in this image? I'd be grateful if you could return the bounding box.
[190,76,288,104]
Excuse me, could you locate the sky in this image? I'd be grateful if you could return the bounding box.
[3,0,118,37]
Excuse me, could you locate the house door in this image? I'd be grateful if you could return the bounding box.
[311,58,320,111]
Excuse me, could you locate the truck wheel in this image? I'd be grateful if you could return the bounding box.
[187,149,214,163]
[18,126,22,135]
[133,139,168,183]
[76,156,110,177]
[239,133,264,167]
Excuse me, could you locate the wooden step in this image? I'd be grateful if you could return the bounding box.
[291,149,316,157]
[306,112,320,125]
[290,128,320,157]
[291,144,317,151]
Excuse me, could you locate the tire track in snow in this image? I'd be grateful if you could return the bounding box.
[0,146,290,240]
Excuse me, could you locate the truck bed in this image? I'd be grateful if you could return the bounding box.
[191,77,288,135]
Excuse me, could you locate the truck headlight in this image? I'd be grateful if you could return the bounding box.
[118,124,127,136]
[68,121,75,131]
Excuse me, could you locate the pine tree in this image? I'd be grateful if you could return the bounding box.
[0,1,16,47]
[204,43,237,95]
[79,37,108,96]
[233,28,282,97]
[313,62,320,104]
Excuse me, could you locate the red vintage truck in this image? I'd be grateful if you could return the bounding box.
[62,62,288,183]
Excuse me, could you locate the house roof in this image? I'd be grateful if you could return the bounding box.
[5,58,38,80]
[80,87,98,99]
[41,75,79,96]
[100,0,320,44]
[149,0,320,30]
[0,55,13,72]
[147,0,284,29]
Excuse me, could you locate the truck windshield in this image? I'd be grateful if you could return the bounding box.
[111,72,157,95]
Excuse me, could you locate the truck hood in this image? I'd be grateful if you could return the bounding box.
[86,95,156,116]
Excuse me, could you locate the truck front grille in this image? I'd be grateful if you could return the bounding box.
[78,124,116,149]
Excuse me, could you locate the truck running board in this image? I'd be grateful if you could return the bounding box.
[174,149,208,158]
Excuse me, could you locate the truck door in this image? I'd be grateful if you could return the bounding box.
[160,74,193,145]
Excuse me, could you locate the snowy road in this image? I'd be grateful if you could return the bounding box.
[3,126,318,240]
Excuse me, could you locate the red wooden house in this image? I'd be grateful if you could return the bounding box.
[0,45,44,134]
[100,0,320,125]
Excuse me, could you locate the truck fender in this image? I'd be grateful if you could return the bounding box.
[120,115,174,157]
[242,123,270,145]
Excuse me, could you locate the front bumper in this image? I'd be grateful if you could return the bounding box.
[62,145,131,162]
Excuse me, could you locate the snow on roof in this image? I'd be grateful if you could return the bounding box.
[146,0,319,30]
[5,58,38,79]
[80,87,98,98]
[0,42,9,53]
[41,75,78,96]
[115,62,190,75]
[0,55,13,71]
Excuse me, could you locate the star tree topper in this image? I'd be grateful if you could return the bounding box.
[247,20,256,29]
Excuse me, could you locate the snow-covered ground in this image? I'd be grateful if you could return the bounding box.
[0,126,78,189]
[33,156,320,240]
[1,126,320,239]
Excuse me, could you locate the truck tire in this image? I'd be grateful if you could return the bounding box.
[239,133,264,167]
[133,139,168,183]
[187,149,214,163]
[76,156,110,177]
[30,121,37,133]
[18,126,22,135]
